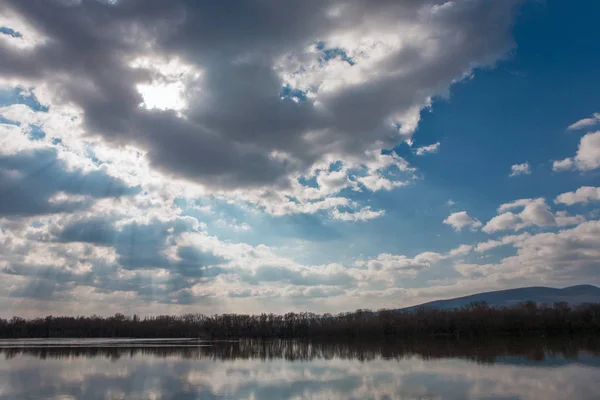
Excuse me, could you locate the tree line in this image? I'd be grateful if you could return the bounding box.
[0,301,599,339]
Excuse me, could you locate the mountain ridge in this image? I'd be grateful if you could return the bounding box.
[402,285,600,311]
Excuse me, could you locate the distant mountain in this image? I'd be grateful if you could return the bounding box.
[403,285,600,311]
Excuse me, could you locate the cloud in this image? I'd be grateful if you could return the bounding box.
[8,0,593,316]
[483,198,584,233]
[567,112,600,131]
[443,211,482,232]
[509,162,531,177]
[361,254,431,277]
[240,264,355,288]
[0,195,481,312]
[457,220,600,286]
[498,198,539,212]
[475,232,531,253]
[0,0,520,192]
[448,244,473,257]
[0,214,222,306]
[1,182,597,315]
[330,206,385,222]
[414,142,440,156]
[553,131,600,172]
[555,186,600,205]
[57,215,220,277]
[0,147,140,217]
[482,212,522,233]
[573,131,600,170]
[552,158,575,172]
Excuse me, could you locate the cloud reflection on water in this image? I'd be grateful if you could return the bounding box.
[0,339,599,400]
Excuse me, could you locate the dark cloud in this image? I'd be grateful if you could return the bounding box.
[8,277,73,301]
[1,255,199,304]
[174,246,227,278]
[0,148,140,217]
[0,214,223,303]
[58,218,117,245]
[1,0,521,189]
[57,216,226,279]
[51,214,352,297]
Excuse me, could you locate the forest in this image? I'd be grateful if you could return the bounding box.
[0,301,599,339]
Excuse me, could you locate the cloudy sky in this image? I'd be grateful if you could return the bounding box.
[0,0,599,317]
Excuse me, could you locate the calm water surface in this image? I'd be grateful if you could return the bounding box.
[0,338,599,399]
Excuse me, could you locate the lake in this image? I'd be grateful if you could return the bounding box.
[0,337,599,399]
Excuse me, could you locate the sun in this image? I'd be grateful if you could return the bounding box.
[131,56,203,113]
[137,81,187,112]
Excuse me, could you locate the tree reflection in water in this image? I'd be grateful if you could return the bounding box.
[1,336,598,363]
[1,337,600,400]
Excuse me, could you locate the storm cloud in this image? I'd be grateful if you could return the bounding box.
[1,0,520,190]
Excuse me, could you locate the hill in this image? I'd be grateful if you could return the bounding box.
[404,285,600,311]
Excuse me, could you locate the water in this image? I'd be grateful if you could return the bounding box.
[0,338,599,399]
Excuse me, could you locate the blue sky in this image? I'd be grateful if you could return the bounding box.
[0,0,599,316]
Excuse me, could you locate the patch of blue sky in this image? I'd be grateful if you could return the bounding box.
[0,26,22,38]
[315,41,355,66]
[279,84,308,102]
[28,125,45,141]
[0,116,20,126]
[297,161,345,188]
[177,192,453,267]
[329,160,344,172]
[0,87,49,112]
[84,143,103,166]
[284,195,301,204]
[381,0,600,233]
[297,175,318,188]
[177,196,343,251]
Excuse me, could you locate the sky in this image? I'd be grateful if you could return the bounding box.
[0,0,599,317]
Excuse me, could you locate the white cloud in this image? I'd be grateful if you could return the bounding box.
[356,175,407,192]
[553,131,600,172]
[552,158,575,172]
[573,131,600,170]
[482,212,522,233]
[498,198,540,212]
[509,162,531,177]
[567,112,600,131]
[554,211,586,227]
[443,211,482,232]
[414,142,440,156]
[330,206,385,222]
[555,186,600,205]
[360,253,430,277]
[475,232,531,253]
[457,220,600,286]
[312,167,357,195]
[483,198,584,233]
[448,244,473,257]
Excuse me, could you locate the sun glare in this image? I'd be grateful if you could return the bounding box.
[137,81,187,111]
[130,56,202,112]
